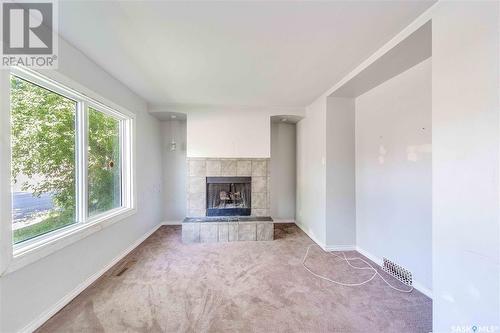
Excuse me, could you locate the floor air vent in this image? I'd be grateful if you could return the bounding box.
[114,266,129,277]
[382,257,412,286]
[111,259,137,277]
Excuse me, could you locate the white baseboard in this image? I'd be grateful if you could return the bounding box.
[161,220,182,225]
[324,245,357,251]
[20,223,162,333]
[163,219,295,225]
[272,218,296,223]
[294,221,327,251]
[356,246,433,299]
[291,224,432,298]
[355,246,382,265]
[412,281,433,299]
[294,222,356,252]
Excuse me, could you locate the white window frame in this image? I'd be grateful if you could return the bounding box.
[0,67,136,275]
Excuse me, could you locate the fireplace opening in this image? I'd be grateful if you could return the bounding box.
[206,177,251,216]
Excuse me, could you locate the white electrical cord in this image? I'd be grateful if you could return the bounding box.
[302,244,413,293]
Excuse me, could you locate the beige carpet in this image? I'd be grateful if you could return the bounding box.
[37,224,432,333]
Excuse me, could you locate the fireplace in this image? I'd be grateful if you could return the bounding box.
[206,177,251,216]
[187,158,270,217]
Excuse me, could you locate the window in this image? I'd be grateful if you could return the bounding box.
[10,76,77,244]
[9,68,134,247]
[88,108,122,217]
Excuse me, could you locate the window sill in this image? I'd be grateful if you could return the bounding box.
[3,207,137,275]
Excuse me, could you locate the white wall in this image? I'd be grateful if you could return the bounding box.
[270,122,296,221]
[293,2,500,329]
[355,58,432,292]
[0,38,163,332]
[186,106,303,158]
[432,2,499,330]
[187,108,270,158]
[296,98,327,245]
[325,97,356,249]
[161,120,187,222]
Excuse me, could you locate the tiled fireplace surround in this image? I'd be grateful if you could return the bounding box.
[183,158,273,243]
[187,158,271,217]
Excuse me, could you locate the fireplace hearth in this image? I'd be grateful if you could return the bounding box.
[206,177,251,216]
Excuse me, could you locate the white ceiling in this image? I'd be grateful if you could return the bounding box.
[58,1,434,108]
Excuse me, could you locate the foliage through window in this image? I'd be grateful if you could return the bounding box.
[11,76,77,243]
[10,71,131,245]
[88,108,122,216]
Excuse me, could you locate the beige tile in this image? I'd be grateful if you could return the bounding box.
[252,160,267,176]
[236,160,252,176]
[252,193,266,209]
[238,223,256,241]
[181,223,200,243]
[189,177,205,194]
[187,209,205,217]
[189,192,206,210]
[221,160,237,176]
[252,177,267,193]
[228,223,238,241]
[200,223,218,243]
[257,222,274,241]
[252,208,268,217]
[189,160,206,177]
[206,160,221,176]
[218,222,229,242]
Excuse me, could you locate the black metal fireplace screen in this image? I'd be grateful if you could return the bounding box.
[206,177,251,216]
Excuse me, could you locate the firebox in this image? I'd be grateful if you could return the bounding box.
[206,177,251,216]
